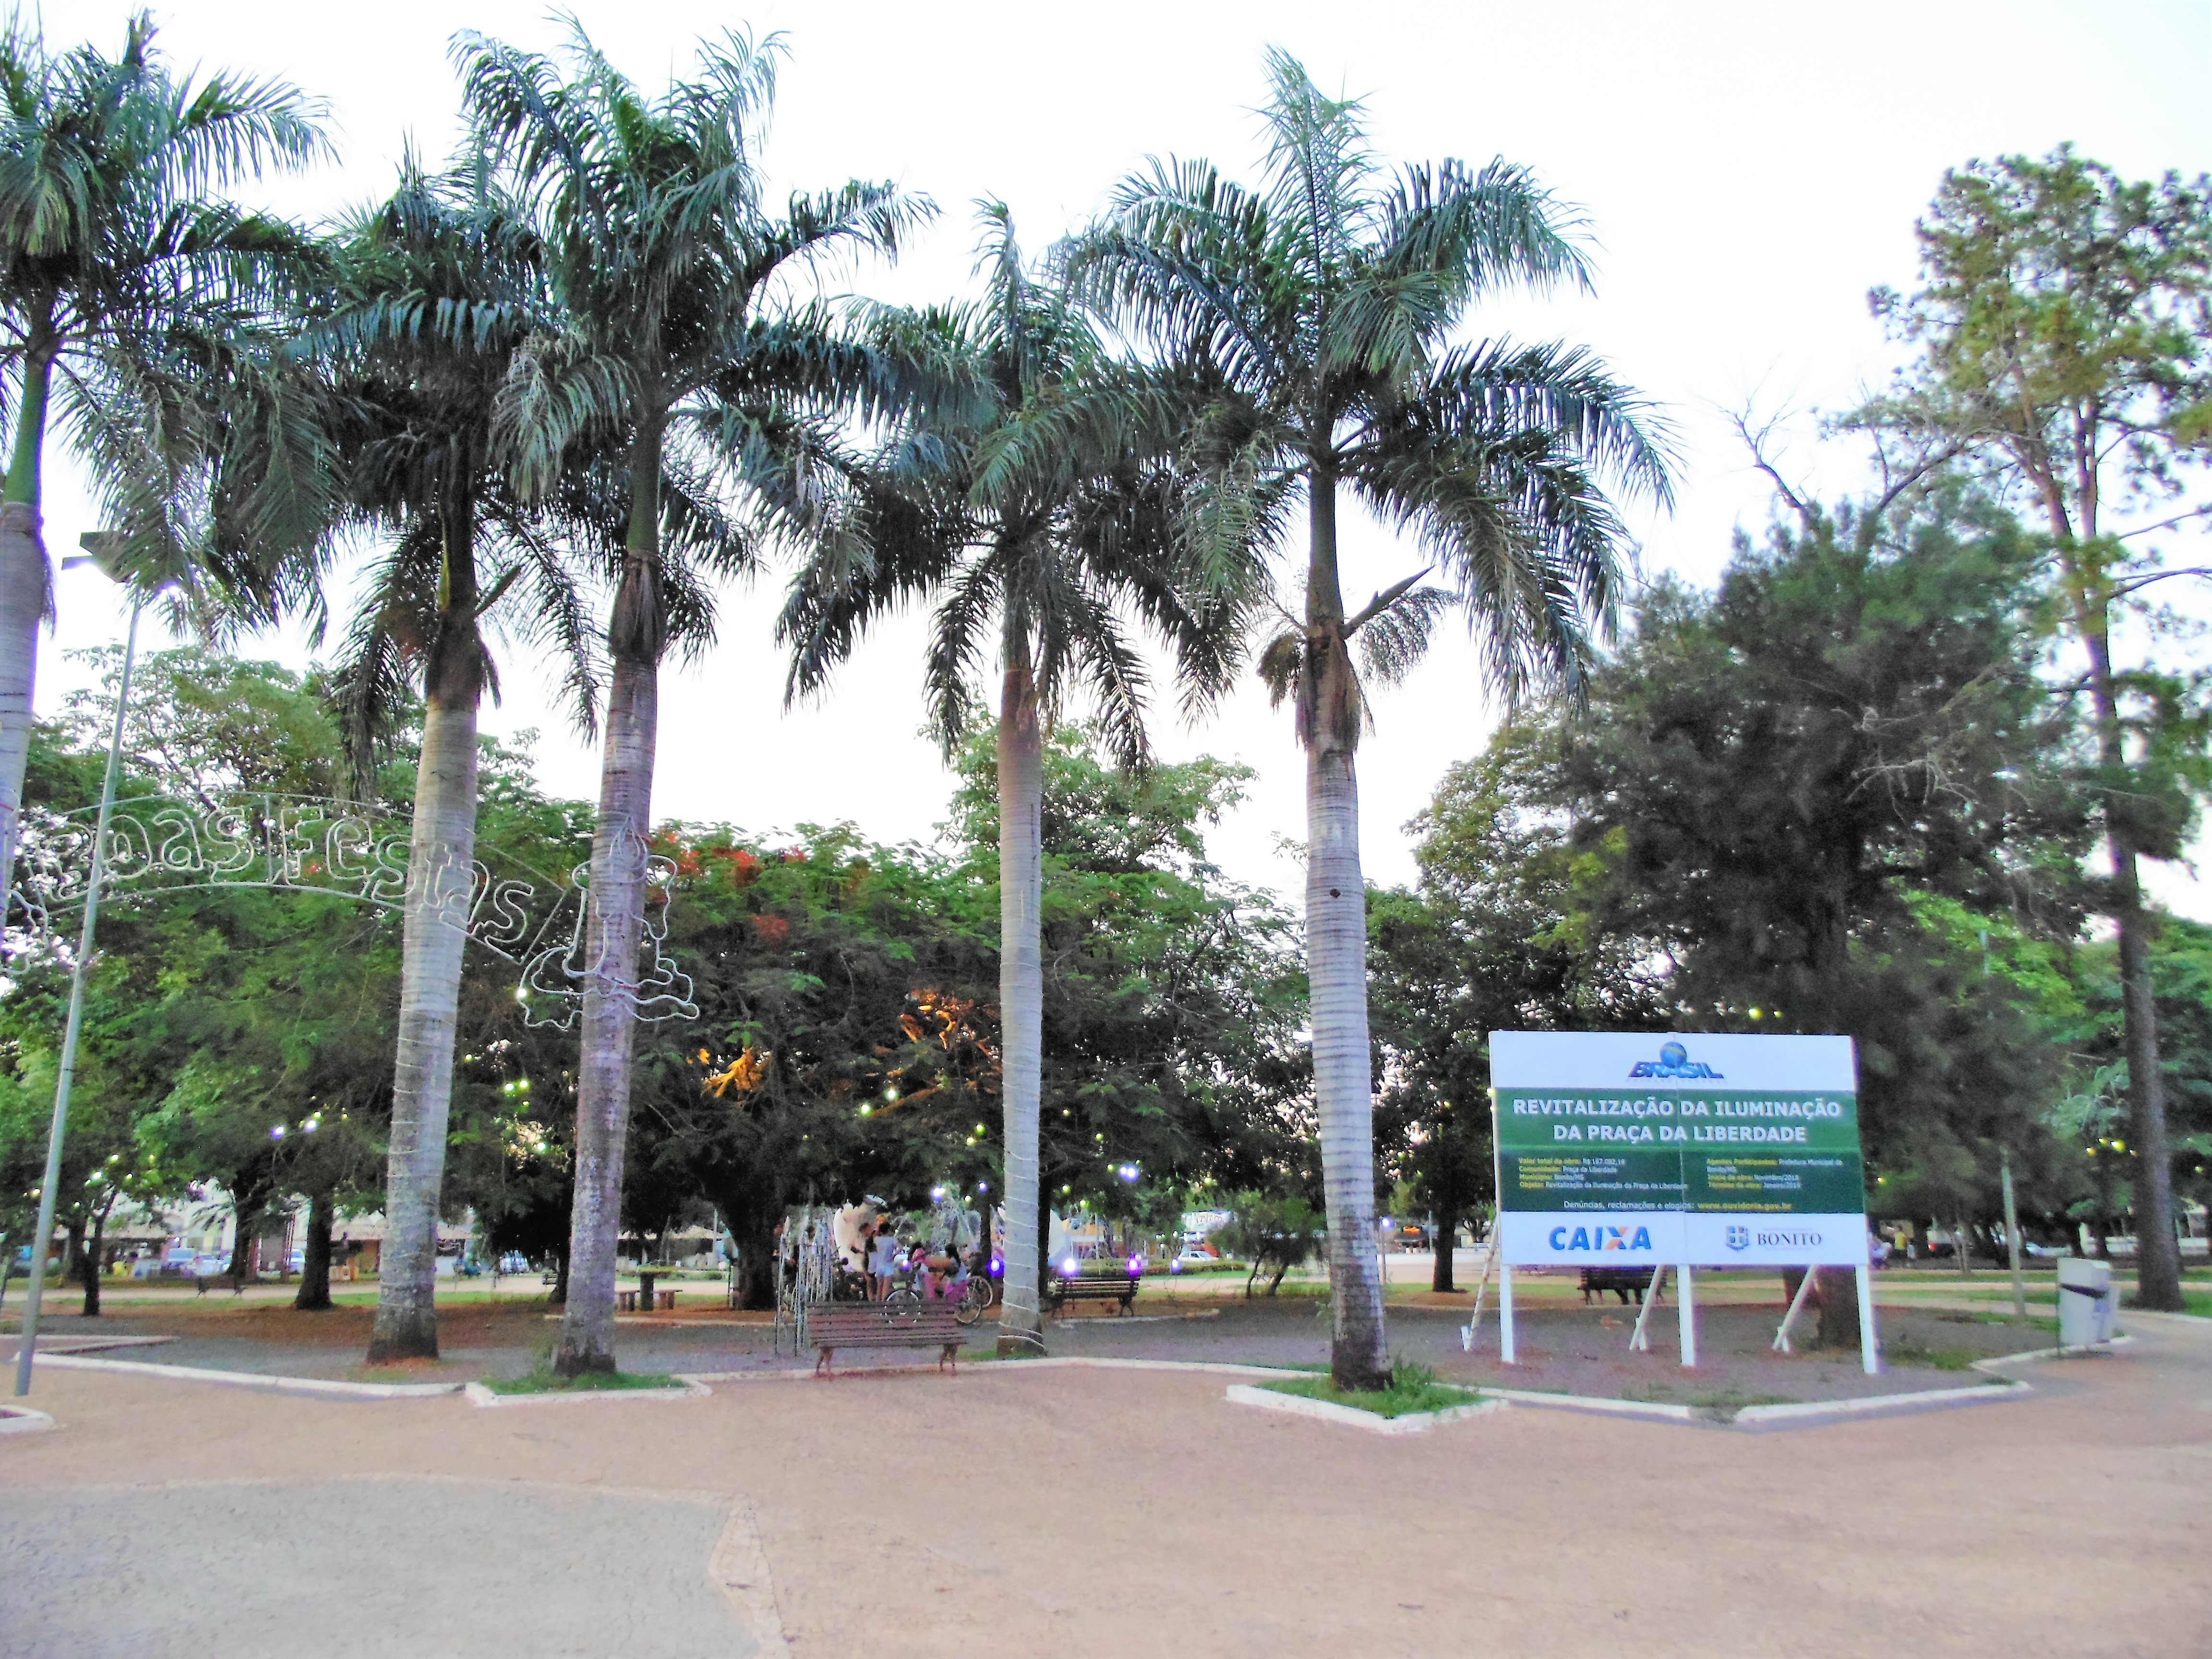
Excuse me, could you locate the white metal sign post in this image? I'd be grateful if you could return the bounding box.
[1488,1032,1877,1374]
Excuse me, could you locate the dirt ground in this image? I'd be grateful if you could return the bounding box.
[8,1282,2055,1406]
[3,1308,2206,1657]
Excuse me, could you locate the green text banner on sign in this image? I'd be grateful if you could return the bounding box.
[1491,1032,1867,1268]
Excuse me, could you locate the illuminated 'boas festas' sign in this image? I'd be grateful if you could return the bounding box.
[10,793,696,1030]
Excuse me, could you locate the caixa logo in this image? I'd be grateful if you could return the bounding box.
[1628,1040,1722,1080]
[1549,1224,1654,1251]
[1727,1227,1823,1251]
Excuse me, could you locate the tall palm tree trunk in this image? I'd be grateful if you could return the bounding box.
[995,632,1046,1357]
[368,516,485,1360]
[556,458,664,1377]
[1303,467,1390,1391]
[0,343,53,939]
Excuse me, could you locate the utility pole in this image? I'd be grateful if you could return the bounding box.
[2000,1149,2027,1320]
[14,581,143,1396]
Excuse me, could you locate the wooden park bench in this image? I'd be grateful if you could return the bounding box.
[1579,1267,1655,1306]
[192,1274,246,1298]
[810,1302,962,1377]
[1044,1274,1141,1317]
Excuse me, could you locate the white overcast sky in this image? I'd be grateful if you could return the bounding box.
[36,0,2212,918]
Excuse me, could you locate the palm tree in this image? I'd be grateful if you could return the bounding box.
[780,206,1257,1355]
[454,22,933,1375]
[1066,52,1673,1388]
[0,11,327,927]
[307,162,609,1363]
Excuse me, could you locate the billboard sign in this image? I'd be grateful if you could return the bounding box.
[1490,1032,1867,1268]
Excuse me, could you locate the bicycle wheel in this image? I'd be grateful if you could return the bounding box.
[881,1286,923,1327]
[954,1278,988,1326]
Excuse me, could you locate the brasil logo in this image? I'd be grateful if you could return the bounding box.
[1629,1040,1723,1080]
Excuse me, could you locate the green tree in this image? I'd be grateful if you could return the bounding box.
[0,12,328,928]
[945,729,1309,1262]
[1369,725,1667,1290]
[1065,51,1671,1387]
[1,652,399,1308]
[1214,1191,1325,1298]
[454,21,931,1374]
[780,207,1254,1354]
[1544,493,2091,1342]
[1858,146,2212,1308]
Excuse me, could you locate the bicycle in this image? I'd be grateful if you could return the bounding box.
[954,1271,1001,1326]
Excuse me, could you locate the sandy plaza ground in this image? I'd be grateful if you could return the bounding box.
[1,1295,2206,1658]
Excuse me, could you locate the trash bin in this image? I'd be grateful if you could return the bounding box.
[2056,1256,2115,1346]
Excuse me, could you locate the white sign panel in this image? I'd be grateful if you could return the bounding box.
[1491,1031,1868,1269]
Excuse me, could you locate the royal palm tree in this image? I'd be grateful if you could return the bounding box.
[308,162,609,1363]
[454,21,933,1375]
[1067,53,1673,1388]
[0,11,327,926]
[781,206,1258,1356]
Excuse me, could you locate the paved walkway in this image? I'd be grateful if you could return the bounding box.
[2,1315,2206,1657]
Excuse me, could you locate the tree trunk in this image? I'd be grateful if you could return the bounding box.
[556,464,665,1377]
[61,1216,83,1291]
[1779,1266,1863,1351]
[224,1204,259,1282]
[2066,555,2184,1310]
[79,1202,108,1318]
[551,1245,569,1308]
[995,636,1046,1358]
[1302,466,1389,1392]
[1431,1208,1457,1293]
[370,507,486,1362]
[296,1190,335,1311]
[1815,1264,1862,1350]
[731,1210,775,1311]
[0,343,52,938]
[2114,861,2183,1308]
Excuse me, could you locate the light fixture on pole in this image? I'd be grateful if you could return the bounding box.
[14,535,156,1397]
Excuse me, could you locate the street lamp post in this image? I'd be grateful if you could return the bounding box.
[13,548,147,1397]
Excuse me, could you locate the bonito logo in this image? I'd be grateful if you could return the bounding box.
[1628,1040,1723,1080]
[1548,1224,1654,1251]
[1725,1225,1750,1251]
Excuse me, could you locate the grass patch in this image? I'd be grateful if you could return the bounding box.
[1260,1359,1480,1420]
[1883,1334,1980,1371]
[480,1365,679,1395]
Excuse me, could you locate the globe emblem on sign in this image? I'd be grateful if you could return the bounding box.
[1628,1040,1724,1080]
[1726,1226,1751,1251]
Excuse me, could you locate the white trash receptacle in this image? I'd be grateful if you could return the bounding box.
[2056,1256,2116,1346]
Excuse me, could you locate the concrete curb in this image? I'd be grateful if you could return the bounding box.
[1224,1382,1500,1435]
[0,1404,57,1435]
[1975,1334,2138,1368]
[1482,1387,1700,1423]
[462,1378,711,1408]
[19,1353,464,1400]
[1733,1381,2029,1424]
